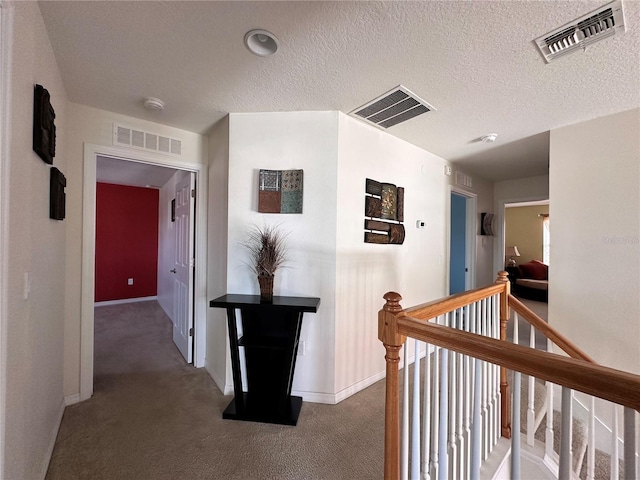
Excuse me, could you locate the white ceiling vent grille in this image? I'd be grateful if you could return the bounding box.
[535,0,625,63]
[349,85,436,129]
[113,124,182,156]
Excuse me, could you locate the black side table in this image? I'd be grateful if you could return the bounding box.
[209,294,320,426]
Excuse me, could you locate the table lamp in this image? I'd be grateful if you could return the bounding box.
[506,246,520,267]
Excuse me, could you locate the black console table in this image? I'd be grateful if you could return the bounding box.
[209,294,320,426]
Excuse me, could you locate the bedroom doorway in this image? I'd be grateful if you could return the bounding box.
[448,188,477,295]
[80,143,208,402]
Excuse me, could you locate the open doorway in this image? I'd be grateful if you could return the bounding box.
[448,188,477,294]
[95,156,195,364]
[80,144,208,402]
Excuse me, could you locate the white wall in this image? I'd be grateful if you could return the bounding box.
[493,174,549,276]
[335,114,451,394]
[549,108,640,374]
[206,117,230,392]
[226,112,339,399]
[1,3,68,478]
[64,103,208,397]
[157,171,179,317]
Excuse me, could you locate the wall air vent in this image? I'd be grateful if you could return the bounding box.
[535,0,625,63]
[349,85,436,129]
[113,124,182,156]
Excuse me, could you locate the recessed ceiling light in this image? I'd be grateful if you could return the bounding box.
[244,29,279,57]
[481,133,498,143]
[143,97,164,111]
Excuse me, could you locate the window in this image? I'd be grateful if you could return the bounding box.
[542,215,550,265]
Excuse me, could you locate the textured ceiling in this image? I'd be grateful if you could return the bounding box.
[39,1,640,181]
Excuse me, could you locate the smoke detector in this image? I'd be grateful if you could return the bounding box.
[143,97,165,111]
[534,0,626,63]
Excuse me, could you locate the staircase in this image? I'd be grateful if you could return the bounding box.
[377,273,640,480]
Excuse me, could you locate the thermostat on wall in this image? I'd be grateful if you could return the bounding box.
[416,220,426,229]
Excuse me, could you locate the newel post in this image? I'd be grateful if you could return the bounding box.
[378,292,406,480]
[496,271,512,438]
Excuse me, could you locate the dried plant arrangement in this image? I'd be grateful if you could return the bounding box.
[242,224,288,300]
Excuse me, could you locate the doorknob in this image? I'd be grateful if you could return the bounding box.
[170,269,177,274]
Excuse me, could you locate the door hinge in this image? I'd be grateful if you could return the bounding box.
[189,327,194,337]
[189,258,195,268]
[191,189,196,198]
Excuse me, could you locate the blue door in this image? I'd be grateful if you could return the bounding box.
[449,193,466,294]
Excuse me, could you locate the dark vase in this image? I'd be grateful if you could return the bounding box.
[258,275,274,302]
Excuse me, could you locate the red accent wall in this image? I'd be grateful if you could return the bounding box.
[95,183,159,302]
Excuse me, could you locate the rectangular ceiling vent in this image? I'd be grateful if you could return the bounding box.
[113,124,182,156]
[535,0,625,63]
[349,85,436,129]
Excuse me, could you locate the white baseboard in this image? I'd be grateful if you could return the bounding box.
[40,398,65,480]
[64,393,80,406]
[204,362,233,396]
[94,296,157,307]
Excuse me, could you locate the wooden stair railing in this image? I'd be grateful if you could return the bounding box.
[378,273,640,480]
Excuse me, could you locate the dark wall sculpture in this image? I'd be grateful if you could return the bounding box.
[33,84,56,165]
[364,178,405,244]
[50,167,66,221]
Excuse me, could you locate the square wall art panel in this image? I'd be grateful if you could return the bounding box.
[258,169,303,214]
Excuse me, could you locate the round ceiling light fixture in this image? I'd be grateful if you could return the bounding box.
[480,133,498,143]
[143,97,165,111]
[244,29,279,57]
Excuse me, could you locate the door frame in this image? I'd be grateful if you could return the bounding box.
[447,187,477,294]
[81,143,208,402]
[0,2,12,471]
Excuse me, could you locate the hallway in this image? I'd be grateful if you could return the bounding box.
[46,301,384,480]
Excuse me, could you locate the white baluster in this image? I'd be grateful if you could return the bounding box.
[612,405,620,480]
[455,309,465,479]
[511,371,522,480]
[402,343,410,480]
[480,298,489,460]
[470,356,483,480]
[447,311,458,480]
[545,381,555,463]
[462,304,473,480]
[439,344,449,480]
[430,317,441,480]
[491,295,501,447]
[411,339,421,480]
[587,396,595,480]
[558,387,573,480]
[624,407,636,480]
[527,323,536,447]
[422,343,432,480]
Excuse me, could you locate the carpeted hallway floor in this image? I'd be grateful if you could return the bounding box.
[46,301,385,480]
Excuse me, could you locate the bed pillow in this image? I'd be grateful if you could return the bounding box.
[518,261,548,280]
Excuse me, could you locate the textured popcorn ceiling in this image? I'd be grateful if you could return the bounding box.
[39,1,640,181]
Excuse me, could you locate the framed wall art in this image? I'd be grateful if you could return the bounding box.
[33,84,56,165]
[258,169,303,214]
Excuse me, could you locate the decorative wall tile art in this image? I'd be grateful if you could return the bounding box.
[364,178,405,244]
[258,169,303,214]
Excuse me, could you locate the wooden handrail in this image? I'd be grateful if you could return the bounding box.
[403,283,506,321]
[396,315,640,411]
[508,294,596,364]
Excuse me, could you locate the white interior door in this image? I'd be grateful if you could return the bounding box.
[172,171,195,363]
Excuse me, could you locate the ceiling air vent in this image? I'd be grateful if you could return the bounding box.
[113,124,182,156]
[350,85,435,129]
[535,0,625,63]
